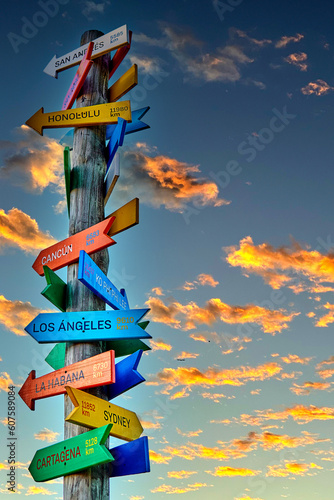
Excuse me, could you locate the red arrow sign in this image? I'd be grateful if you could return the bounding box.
[19,350,115,411]
[32,218,116,276]
[62,41,94,110]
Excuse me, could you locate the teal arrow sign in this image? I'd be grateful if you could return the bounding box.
[25,309,150,343]
[29,424,113,482]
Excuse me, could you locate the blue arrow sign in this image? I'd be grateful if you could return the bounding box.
[25,309,150,343]
[108,350,145,400]
[106,117,126,173]
[106,107,150,138]
[109,436,150,478]
[78,251,129,310]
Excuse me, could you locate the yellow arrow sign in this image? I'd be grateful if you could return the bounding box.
[108,64,138,102]
[26,101,132,136]
[66,387,143,442]
[106,197,139,237]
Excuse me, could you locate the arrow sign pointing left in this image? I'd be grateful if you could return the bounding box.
[29,424,113,482]
[24,309,150,343]
[44,24,129,78]
[66,386,144,441]
[32,217,116,276]
[19,350,115,410]
[26,101,131,136]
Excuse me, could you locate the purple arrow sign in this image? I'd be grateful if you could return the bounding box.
[78,250,129,310]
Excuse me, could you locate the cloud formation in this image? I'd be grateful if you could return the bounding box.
[237,405,334,426]
[181,273,219,291]
[0,295,48,336]
[301,80,334,96]
[275,33,304,48]
[149,339,172,351]
[0,372,14,391]
[0,208,57,254]
[0,125,64,201]
[225,236,334,296]
[151,483,210,494]
[206,466,260,477]
[34,428,60,443]
[146,295,298,333]
[290,381,331,395]
[266,462,322,477]
[284,52,308,71]
[148,361,283,396]
[113,147,229,212]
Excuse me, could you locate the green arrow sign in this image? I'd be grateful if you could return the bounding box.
[29,424,113,482]
[64,147,71,217]
[41,266,67,312]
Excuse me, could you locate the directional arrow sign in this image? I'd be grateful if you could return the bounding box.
[29,424,113,482]
[66,386,143,441]
[106,198,139,237]
[104,152,120,205]
[19,350,115,410]
[106,117,126,172]
[64,146,71,216]
[25,309,150,343]
[41,266,66,312]
[62,41,94,110]
[108,64,138,102]
[26,101,132,136]
[107,350,145,400]
[32,217,116,276]
[109,30,132,80]
[44,25,129,78]
[108,436,150,478]
[45,334,151,370]
[107,106,150,138]
[78,250,128,310]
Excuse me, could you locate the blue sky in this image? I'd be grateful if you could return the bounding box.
[2,0,334,498]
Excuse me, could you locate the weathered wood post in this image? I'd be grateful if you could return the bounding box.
[64,30,110,500]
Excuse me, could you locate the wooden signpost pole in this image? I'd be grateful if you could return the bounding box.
[64,30,110,500]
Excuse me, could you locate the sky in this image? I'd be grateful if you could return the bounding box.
[3,0,334,498]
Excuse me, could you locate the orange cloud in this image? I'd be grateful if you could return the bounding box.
[201,392,226,402]
[239,405,334,426]
[115,148,230,212]
[281,354,312,364]
[163,442,245,461]
[0,208,57,254]
[317,368,334,379]
[176,428,203,438]
[26,485,57,495]
[290,381,331,395]
[142,420,162,430]
[146,295,298,333]
[301,79,334,96]
[151,287,164,296]
[0,295,49,336]
[0,125,64,194]
[317,356,334,368]
[266,462,322,477]
[284,52,308,71]
[175,351,199,360]
[149,450,172,464]
[225,236,334,295]
[151,483,210,494]
[275,33,304,48]
[170,387,191,400]
[181,273,219,291]
[315,303,334,327]
[189,331,220,343]
[0,372,14,392]
[235,497,264,500]
[167,470,198,479]
[150,339,172,351]
[232,430,328,451]
[148,362,282,394]
[34,428,60,443]
[206,466,260,477]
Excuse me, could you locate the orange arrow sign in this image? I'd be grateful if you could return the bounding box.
[19,350,115,411]
[32,218,116,276]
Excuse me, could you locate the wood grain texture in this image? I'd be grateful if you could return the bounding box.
[64,30,111,500]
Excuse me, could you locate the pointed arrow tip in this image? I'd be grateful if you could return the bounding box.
[26,108,44,136]
[43,55,58,78]
[19,370,36,411]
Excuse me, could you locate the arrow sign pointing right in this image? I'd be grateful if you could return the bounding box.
[19,350,115,410]
[66,386,143,441]
[106,106,150,138]
[29,424,113,482]
[32,217,116,276]
[108,436,150,478]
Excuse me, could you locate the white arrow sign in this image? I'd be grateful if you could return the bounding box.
[44,25,129,78]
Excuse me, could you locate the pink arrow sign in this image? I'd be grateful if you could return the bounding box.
[62,42,94,110]
[32,218,116,276]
